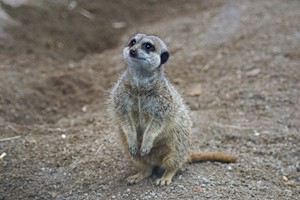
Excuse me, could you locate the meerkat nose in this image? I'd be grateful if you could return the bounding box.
[129,49,137,57]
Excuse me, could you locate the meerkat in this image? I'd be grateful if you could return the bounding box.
[109,33,237,186]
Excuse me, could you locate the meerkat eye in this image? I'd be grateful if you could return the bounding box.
[143,42,155,52]
[129,39,136,47]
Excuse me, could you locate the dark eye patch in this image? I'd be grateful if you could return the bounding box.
[129,39,136,47]
[142,42,155,52]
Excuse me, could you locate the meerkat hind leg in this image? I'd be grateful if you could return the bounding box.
[127,164,153,184]
[155,168,177,186]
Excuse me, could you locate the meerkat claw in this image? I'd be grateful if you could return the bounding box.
[126,175,139,185]
[155,178,172,186]
[126,169,152,185]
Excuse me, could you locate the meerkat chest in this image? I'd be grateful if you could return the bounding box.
[130,95,154,125]
[113,85,171,126]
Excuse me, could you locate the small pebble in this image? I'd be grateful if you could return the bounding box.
[112,22,127,29]
[246,68,261,77]
[0,152,7,159]
[82,106,87,112]
[253,130,260,136]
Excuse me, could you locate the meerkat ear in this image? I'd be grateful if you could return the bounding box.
[160,51,169,65]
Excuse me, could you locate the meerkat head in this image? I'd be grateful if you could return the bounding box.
[123,33,169,72]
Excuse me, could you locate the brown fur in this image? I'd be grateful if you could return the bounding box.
[110,33,237,186]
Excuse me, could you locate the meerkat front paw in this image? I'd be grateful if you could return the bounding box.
[128,146,138,157]
[140,146,151,156]
[128,142,138,157]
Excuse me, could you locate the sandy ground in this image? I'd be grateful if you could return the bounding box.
[0,0,299,199]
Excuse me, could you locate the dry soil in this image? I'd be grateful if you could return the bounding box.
[0,0,299,199]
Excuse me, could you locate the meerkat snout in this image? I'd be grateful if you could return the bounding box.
[129,49,137,58]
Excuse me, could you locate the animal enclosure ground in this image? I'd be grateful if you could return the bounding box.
[0,0,299,199]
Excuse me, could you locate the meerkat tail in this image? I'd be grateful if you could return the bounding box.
[188,151,237,163]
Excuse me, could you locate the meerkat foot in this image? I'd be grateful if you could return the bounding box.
[178,166,187,173]
[155,178,172,186]
[126,167,153,185]
[155,169,177,186]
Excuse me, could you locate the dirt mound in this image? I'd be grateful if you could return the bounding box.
[0,0,222,125]
[2,0,219,62]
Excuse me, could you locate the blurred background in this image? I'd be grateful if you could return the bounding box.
[0,0,222,124]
